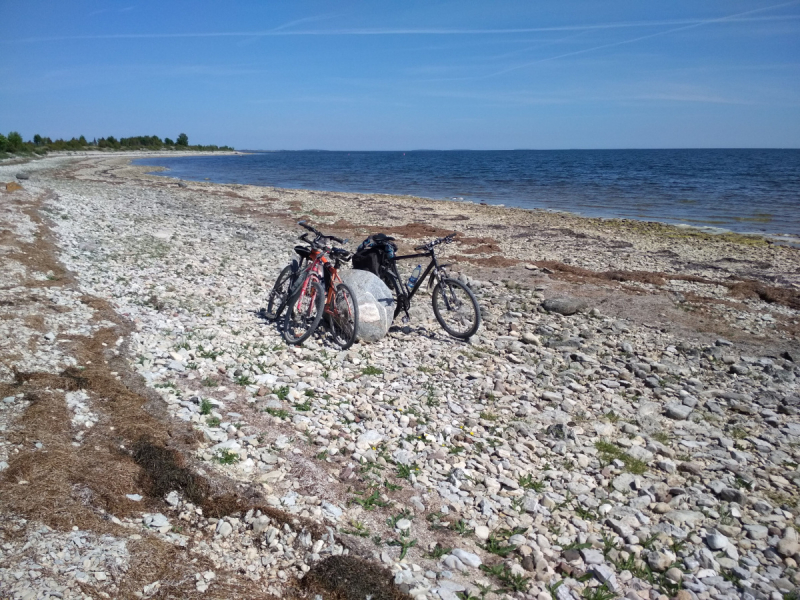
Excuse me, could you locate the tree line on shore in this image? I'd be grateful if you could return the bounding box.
[0,131,234,157]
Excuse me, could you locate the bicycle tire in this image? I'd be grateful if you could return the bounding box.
[283,278,324,345]
[264,265,294,320]
[431,278,481,339]
[328,283,359,349]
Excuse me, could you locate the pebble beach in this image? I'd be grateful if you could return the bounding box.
[1,152,799,600]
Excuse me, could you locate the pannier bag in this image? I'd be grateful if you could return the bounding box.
[352,233,397,279]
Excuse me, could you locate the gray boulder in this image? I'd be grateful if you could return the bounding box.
[15,172,29,180]
[341,270,395,342]
[541,297,588,315]
[666,403,693,420]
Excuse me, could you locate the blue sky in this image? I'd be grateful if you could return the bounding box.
[1,0,799,149]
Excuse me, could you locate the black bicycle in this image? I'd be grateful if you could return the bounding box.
[376,233,481,339]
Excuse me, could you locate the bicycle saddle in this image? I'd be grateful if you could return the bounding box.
[294,245,312,258]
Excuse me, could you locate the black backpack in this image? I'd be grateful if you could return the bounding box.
[352,234,398,281]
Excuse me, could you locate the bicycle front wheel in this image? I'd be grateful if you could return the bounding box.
[431,278,481,339]
[283,279,324,345]
[328,283,359,349]
[264,265,294,320]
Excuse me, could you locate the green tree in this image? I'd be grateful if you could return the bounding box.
[164,137,174,145]
[176,133,188,146]
[33,134,43,145]
[7,131,24,152]
[0,133,7,152]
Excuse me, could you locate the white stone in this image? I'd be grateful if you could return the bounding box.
[341,270,395,342]
[451,549,481,568]
[356,430,383,449]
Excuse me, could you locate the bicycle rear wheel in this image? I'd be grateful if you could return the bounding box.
[283,278,324,345]
[431,278,481,339]
[328,283,359,349]
[264,265,294,320]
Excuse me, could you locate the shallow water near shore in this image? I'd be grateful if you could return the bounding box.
[136,149,800,237]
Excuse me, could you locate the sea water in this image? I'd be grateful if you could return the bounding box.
[136,149,800,238]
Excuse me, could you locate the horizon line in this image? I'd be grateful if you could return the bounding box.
[235,147,800,152]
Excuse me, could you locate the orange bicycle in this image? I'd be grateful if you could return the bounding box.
[283,222,359,349]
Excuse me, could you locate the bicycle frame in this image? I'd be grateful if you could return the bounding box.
[294,247,349,317]
[381,248,452,318]
[293,249,326,302]
[394,250,439,299]
[322,259,347,315]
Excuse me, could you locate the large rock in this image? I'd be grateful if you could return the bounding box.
[541,297,588,316]
[665,403,693,420]
[341,269,395,342]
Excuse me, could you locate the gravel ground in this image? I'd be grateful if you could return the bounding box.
[1,153,799,600]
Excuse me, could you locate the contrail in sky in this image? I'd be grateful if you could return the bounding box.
[483,1,800,76]
[4,8,800,44]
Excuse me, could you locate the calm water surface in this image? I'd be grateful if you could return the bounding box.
[136,149,800,237]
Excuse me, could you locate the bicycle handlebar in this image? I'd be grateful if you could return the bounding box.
[298,221,345,244]
[330,247,352,261]
[414,233,456,251]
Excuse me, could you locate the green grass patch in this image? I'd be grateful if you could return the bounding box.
[595,440,647,475]
[265,407,289,419]
[518,473,545,492]
[213,449,239,465]
[348,489,390,511]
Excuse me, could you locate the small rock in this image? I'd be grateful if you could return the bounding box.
[590,564,620,592]
[665,567,683,583]
[612,473,636,492]
[581,548,605,565]
[451,549,481,568]
[216,520,233,537]
[322,502,343,520]
[647,550,676,571]
[356,430,383,449]
[706,532,728,550]
[522,332,541,345]
[778,527,800,558]
[252,516,270,535]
